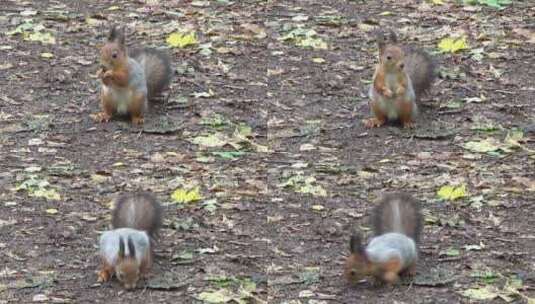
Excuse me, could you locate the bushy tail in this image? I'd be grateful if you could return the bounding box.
[404,47,436,100]
[371,192,422,243]
[130,47,172,100]
[112,192,163,239]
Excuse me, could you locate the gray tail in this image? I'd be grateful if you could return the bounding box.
[403,47,436,100]
[112,192,163,239]
[130,47,172,100]
[371,192,422,243]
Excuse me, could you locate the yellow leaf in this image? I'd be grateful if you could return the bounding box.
[46,208,58,215]
[40,52,53,59]
[311,205,324,211]
[166,32,197,48]
[33,188,61,201]
[26,32,56,45]
[438,36,469,53]
[437,184,467,201]
[431,0,445,4]
[171,187,203,204]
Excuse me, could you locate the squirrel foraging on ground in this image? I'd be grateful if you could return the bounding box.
[364,30,436,129]
[344,192,423,285]
[91,26,172,125]
[98,192,163,290]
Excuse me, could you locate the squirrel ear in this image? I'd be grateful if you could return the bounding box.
[376,31,387,55]
[388,30,398,43]
[127,236,136,258]
[349,233,364,254]
[118,236,125,259]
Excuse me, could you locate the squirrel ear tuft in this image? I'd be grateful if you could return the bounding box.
[108,26,125,46]
[118,236,125,259]
[349,233,364,254]
[127,236,136,257]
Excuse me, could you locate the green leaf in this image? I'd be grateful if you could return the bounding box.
[437,184,467,201]
[191,133,229,148]
[211,151,245,159]
[34,189,61,201]
[440,247,460,257]
[166,31,197,48]
[438,36,469,53]
[171,187,203,204]
[281,27,328,50]
[463,138,501,153]
[196,289,234,303]
[462,286,498,300]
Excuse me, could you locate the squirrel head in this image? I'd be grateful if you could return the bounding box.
[344,233,373,283]
[100,26,127,70]
[376,30,405,72]
[379,45,405,73]
[116,236,140,290]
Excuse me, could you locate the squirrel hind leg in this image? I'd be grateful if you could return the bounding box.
[129,92,147,125]
[398,100,416,129]
[364,98,388,128]
[92,92,115,123]
[401,262,417,277]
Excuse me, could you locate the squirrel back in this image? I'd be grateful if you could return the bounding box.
[376,30,436,100]
[112,192,162,239]
[372,192,422,243]
[130,47,172,100]
[99,228,151,289]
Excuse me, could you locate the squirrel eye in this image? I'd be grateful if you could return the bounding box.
[400,63,405,69]
[386,55,392,60]
[112,52,118,59]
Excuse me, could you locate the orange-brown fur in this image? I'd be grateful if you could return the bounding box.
[128,91,146,125]
[91,26,171,125]
[97,259,114,283]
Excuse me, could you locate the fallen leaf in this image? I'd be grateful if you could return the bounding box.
[438,36,469,53]
[171,187,203,204]
[167,31,197,48]
[437,184,467,201]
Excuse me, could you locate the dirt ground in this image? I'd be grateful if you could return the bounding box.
[1,0,534,303]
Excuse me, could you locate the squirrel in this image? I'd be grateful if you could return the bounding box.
[364,30,436,129]
[91,26,172,125]
[98,192,163,290]
[344,192,423,285]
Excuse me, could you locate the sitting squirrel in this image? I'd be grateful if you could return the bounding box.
[91,26,172,125]
[364,30,436,128]
[98,192,163,290]
[344,193,423,285]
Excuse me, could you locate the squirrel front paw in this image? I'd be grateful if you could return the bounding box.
[97,269,112,283]
[131,116,144,125]
[402,121,416,129]
[91,112,112,123]
[383,88,393,98]
[363,117,386,128]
